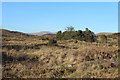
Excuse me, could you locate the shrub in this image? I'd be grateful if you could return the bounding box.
[56,27,96,42]
[83,29,96,42]
[99,35,107,43]
[56,31,63,40]
[48,39,57,45]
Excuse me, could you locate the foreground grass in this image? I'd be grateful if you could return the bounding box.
[2,36,119,78]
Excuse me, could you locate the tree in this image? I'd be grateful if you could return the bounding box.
[55,27,96,42]
[84,29,96,42]
[62,30,77,40]
[75,30,85,41]
[56,31,62,40]
[85,28,89,31]
[65,26,75,31]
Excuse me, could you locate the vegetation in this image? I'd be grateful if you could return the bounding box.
[1,28,119,79]
[65,26,75,31]
[48,39,57,46]
[99,35,107,43]
[56,27,96,42]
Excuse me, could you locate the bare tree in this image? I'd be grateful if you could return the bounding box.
[65,26,75,31]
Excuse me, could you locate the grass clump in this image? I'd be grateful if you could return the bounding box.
[48,39,57,46]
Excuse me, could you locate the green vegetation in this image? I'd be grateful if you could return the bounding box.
[56,27,96,42]
[48,39,57,46]
[99,35,107,43]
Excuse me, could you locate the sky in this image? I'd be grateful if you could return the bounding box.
[1,0,119,2]
[2,2,118,33]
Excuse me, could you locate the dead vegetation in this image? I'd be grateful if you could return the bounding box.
[2,36,119,78]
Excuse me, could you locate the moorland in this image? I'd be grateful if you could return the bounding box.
[1,27,119,78]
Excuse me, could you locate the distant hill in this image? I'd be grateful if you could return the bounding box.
[29,31,56,36]
[43,33,56,36]
[0,29,34,37]
[2,29,118,39]
[96,32,114,36]
[96,32,120,38]
[112,33,120,38]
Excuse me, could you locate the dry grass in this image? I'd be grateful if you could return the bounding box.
[2,36,119,78]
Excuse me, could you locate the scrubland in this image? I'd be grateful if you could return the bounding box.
[2,36,119,78]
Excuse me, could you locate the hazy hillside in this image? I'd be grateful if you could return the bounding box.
[96,32,114,36]
[1,29,118,38]
[0,29,34,37]
[28,31,56,36]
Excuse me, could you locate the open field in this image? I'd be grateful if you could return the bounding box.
[1,35,119,78]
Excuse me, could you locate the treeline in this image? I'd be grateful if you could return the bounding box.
[56,26,96,42]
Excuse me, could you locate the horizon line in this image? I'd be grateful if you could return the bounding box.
[1,28,118,34]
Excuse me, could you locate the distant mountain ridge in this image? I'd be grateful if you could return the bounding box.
[0,29,33,37]
[1,29,57,37]
[1,29,118,37]
[28,31,56,36]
